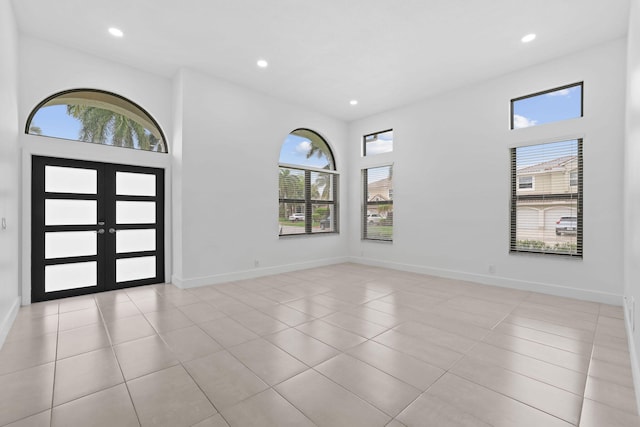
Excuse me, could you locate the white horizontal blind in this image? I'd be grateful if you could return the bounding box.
[363,165,393,241]
[510,139,582,256]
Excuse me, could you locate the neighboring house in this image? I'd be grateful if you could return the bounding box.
[367,177,393,216]
[515,155,578,238]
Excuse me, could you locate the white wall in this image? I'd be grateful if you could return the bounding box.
[349,38,627,304]
[624,0,640,412]
[172,68,349,287]
[0,0,21,346]
[15,36,349,299]
[18,36,174,303]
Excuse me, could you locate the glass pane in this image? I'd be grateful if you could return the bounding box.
[116,201,156,224]
[116,256,156,282]
[364,130,393,156]
[45,231,96,259]
[279,129,334,169]
[116,229,156,253]
[313,204,335,233]
[365,203,393,240]
[45,166,97,194]
[364,165,393,241]
[27,90,167,153]
[279,168,305,200]
[310,172,333,201]
[279,202,306,235]
[45,261,97,292]
[513,139,580,255]
[45,199,96,225]
[512,83,582,129]
[116,172,156,196]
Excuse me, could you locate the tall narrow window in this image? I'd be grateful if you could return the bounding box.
[363,165,393,241]
[278,129,338,235]
[511,82,583,129]
[363,129,393,156]
[510,139,583,256]
[26,89,167,153]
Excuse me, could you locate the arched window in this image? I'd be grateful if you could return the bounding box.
[26,89,167,153]
[278,129,338,235]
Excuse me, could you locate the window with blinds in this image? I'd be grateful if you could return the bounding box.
[278,129,338,236]
[363,165,393,241]
[510,139,582,256]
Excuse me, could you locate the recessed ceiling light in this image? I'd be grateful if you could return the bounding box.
[108,27,124,38]
[257,59,268,68]
[521,33,536,43]
[350,100,358,106]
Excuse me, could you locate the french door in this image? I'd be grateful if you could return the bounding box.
[32,156,165,302]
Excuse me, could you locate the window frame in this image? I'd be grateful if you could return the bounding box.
[509,139,583,257]
[25,88,168,153]
[363,129,393,157]
[518,176,535,191]
[510,82,584,130]
[362,165,393,242]
[278,129,338,237]
[570,170,578,187]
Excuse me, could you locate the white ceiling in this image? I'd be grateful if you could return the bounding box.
[11,0,630,121]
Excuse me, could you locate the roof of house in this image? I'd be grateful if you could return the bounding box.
[517,155,577,175]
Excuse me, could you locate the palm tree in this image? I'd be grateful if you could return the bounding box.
[66,104,152,150]
[305,140,332,169]
[311,173,332,200]
[279,169,304,218]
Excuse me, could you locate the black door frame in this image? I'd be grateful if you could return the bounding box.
[31,156,165,302]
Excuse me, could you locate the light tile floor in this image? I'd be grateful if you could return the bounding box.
[1,263,639,426]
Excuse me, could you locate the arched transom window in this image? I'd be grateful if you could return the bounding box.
[26,89,167,153]
[278,129,338,235]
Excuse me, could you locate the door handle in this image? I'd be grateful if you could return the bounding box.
[109,228,117,234]
[95,229,105,234]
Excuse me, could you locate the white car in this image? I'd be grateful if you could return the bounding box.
[367,213,383,224]
[289,213,305,221]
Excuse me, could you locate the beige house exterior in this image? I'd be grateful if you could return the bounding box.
[366,177,393,216]
[515,155,579,241]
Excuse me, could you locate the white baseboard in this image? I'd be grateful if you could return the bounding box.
[0,297,21,349]
[171,256,350,289]
[349,256,623,305]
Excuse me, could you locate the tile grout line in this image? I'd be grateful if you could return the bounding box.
[95,293,143,427]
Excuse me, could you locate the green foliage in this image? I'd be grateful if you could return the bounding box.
[313,207,329,222]
[66,104,161,151]
[279,169,304,199]
[516,240,578,254]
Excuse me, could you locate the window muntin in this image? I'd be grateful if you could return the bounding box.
[510,139,582,257]
[363,129,393,156]
[363,165,393,241]
[26,89,167,153]
[278,129,338,235]
[511,83,583,129]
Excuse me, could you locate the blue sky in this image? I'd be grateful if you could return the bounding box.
[513,85,582,129]
[279,134,331,168]
[29,105,82,140]
[365,130,393,155]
